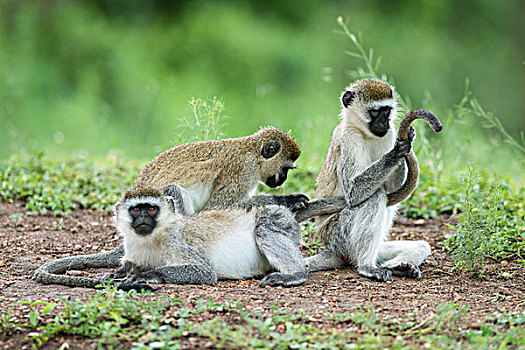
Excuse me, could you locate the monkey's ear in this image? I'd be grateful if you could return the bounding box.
[261,140,281,159]
[342,90,355,108]
[113,202,120,221]
[165,196,177,214]
[164,183,182,198]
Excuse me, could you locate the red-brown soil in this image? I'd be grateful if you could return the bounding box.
[0,200,523,349]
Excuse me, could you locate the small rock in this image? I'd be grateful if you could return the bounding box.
[67,270,84,276]
[501,260,509,267]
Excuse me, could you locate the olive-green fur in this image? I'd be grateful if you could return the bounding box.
[349,78,393,102]
[136,127,300,208]
[121,185,163,201]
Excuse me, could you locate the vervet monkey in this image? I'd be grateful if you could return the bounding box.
[307,78,441,282]
[136,126,307,212]
[106,184,307,287]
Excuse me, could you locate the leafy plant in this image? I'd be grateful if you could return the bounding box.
[444,164,525,275]
[455,80,525,158]
[300,220,324,255]
[176,97,227,144]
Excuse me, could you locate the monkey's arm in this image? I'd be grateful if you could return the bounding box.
[294,196,347,222]
[384,159,408,194]
[122,264,218,285]
[339,137,413,207]
[163,183,196,215]
[123,242,218,285]
[248,193,309,211]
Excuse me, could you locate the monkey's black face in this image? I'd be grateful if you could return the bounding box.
[368,106,392,137]
[265,166,294,188]
[129,204,159,236]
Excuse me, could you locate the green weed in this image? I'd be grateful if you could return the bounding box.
[444,165,525,275]
[0,153,139,214]
[301,220,324,255]
[176,97,227,144]
[3,285,522,349]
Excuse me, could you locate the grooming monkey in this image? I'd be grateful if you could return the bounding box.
[136,126,308,211]
[35,127,309,288]
[308,78,441,282]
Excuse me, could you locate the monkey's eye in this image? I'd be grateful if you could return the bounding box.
[261,140,281,159]
[130,207,140,214]
[148,206,158,215]
[370,110,379,118]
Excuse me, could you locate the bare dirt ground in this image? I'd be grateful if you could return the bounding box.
[0,200,524,349]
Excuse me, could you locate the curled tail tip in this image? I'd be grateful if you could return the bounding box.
[409,109,443,133]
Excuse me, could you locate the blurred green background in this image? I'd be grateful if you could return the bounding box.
[1,0,524,180]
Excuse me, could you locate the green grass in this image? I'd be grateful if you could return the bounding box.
[0,153,140,214]
[1,286,523,349]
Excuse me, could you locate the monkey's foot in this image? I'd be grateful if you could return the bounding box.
[122,272,164,285]
[390,262,421,279]
[357,266,393,282]
[114,282,156,292]
[259,272,307,287]
[279,194,310,211]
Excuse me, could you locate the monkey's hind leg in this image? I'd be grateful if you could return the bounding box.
[377,240,431,279]
[254,207,307,287]
[305,213,346,272]
[337,189,393,282]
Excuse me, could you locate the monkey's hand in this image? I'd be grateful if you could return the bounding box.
[102,260,133,282]
[389,126,415,161]
[275,193,310,211]
[102,273,117,282]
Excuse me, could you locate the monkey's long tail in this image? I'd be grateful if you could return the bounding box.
[294,196,347,222]
[387,109,442,207]
[34,246,154,292]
